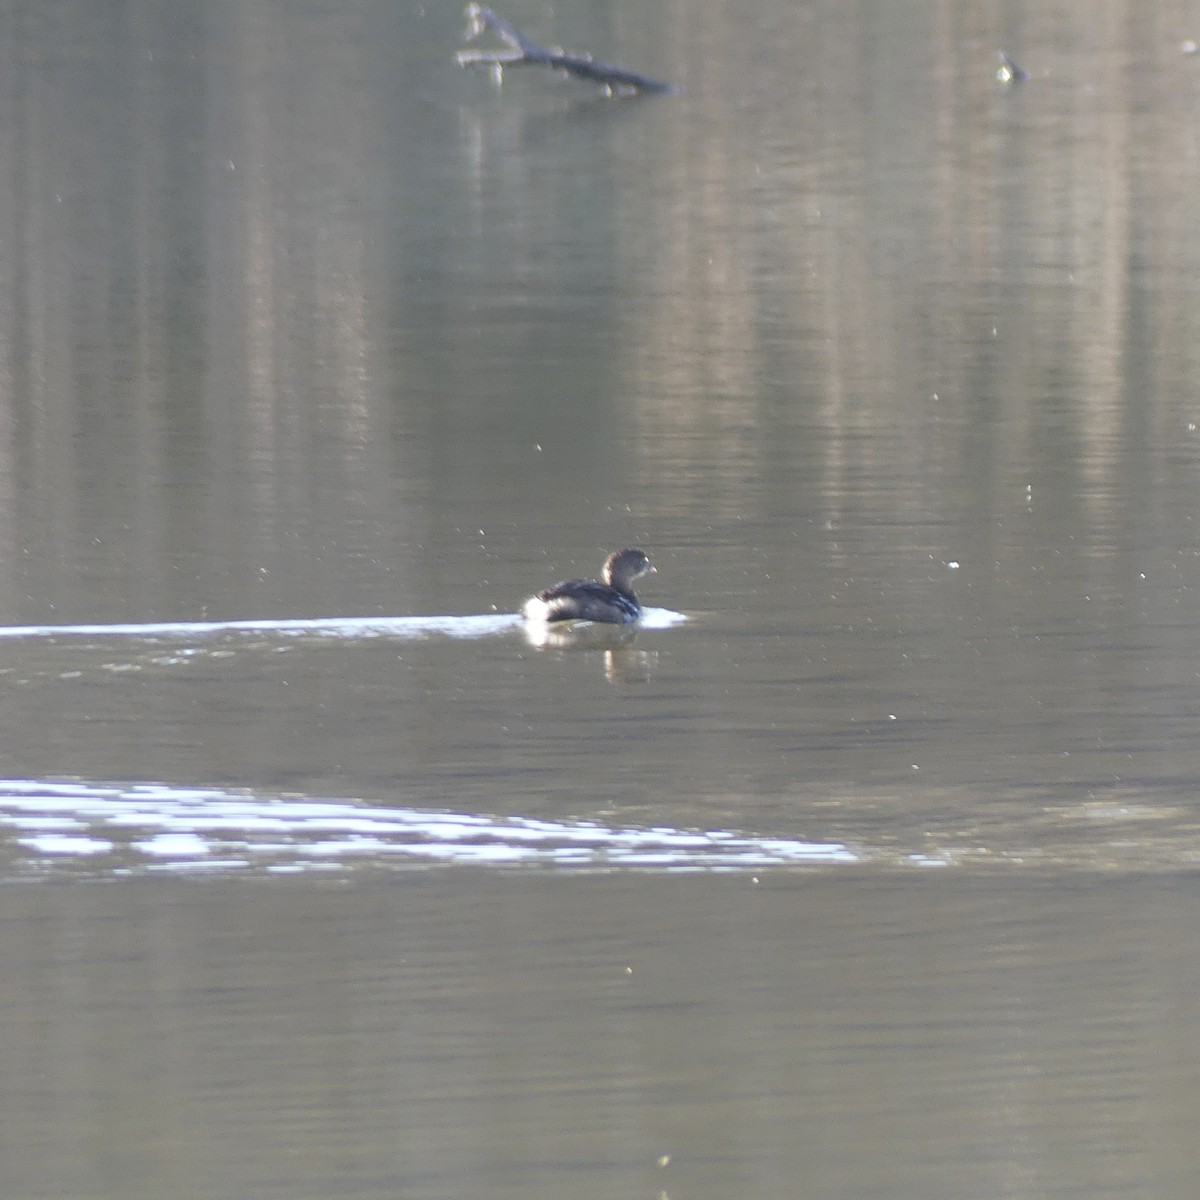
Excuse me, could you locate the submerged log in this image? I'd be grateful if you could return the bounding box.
[455,5,676,96]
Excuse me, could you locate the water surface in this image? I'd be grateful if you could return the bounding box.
[1,0,1200,1195]
[4,872,1200,1200]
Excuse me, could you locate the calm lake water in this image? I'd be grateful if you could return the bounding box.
[2,0,1200,1195]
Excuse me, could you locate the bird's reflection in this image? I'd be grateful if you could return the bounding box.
[521,620,658,683]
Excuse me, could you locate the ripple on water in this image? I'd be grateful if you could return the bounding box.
[0,779,856,879]
[0,607,688,643]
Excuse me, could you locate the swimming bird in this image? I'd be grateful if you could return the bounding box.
[522,548,656,624]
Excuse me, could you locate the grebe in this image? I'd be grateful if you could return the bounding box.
[522,548,656,624]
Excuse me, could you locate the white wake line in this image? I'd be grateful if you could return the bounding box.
[0,779,856,873]
[0,608,687,641]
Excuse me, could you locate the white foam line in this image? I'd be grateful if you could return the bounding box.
[0,614,525,641]
[0,779,853,872]
[0,608,687,642]
[19,835,112,855]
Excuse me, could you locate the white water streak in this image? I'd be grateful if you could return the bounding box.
[0,779,855,876]
[0,608,686,642]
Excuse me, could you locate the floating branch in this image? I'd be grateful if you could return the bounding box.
[456,5,676,96]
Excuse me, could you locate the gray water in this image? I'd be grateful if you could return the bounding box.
[5,873,1200,1199]
[2,0,1200,1195]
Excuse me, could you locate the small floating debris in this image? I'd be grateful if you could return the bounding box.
[456,4,676,96]
[997,51,1028,84]
[1182,39,1200,56]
